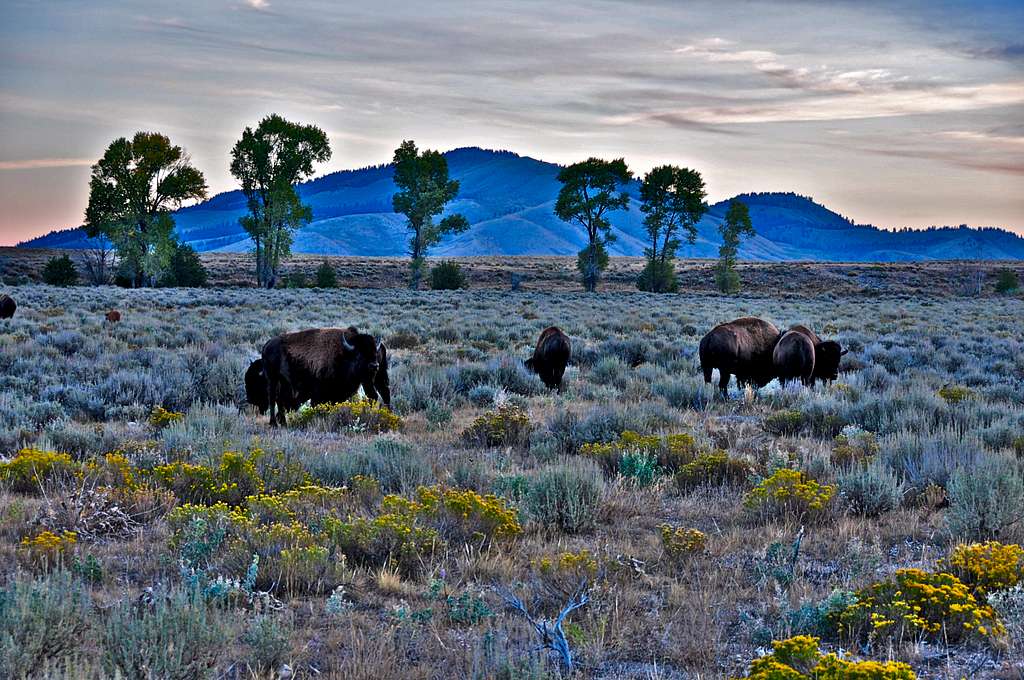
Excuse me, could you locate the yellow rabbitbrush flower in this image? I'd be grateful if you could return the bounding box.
[660,525,707,558]
[740,634,916,679]
[743,468,835,520]
[0,448,80,493]
[533,549,599,577]
[945,541,1024,598]
[148,405,184,428]
[579,429,701,476]
[291,399,401,433]
[18,530,77,568]
[460,404,532,447]
[835,568,1004,646]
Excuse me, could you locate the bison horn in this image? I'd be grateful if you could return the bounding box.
[840,349,849,356]
[340,333,354,352]
[376,338,384,353]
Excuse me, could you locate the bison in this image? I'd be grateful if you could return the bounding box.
[244,359,270,414]
[105,310,121,323]
[699,317,781,396]
[773,330,816,386]
[788,324,846,384]
[260,326,390,426]
[525,326,571,392]
[0,294,15,319]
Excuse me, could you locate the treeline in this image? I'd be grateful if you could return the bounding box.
[79,114,757,293]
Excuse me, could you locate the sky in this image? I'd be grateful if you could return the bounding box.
[1,0,1022,245]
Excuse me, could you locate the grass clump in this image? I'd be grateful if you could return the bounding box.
[740,634,915,679]
[763,409,807,436]
[525,460,604,534]
[0,571,91,677]
[938,384,972,404]
[290,399,401,433]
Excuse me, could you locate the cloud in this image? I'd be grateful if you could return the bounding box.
[0,158,93,171]
[245,0,269,9]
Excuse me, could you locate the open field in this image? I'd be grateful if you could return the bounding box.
[4,246,1024,296]
[1,276,1023,678]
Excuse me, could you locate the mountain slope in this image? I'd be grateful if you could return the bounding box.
[18,148,1024,261]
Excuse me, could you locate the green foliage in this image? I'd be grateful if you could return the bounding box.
[430,260,467,290]
[994,267,1019,294]
[715,200,754,294]
[242,615,291,674]
[41,254,78,287]
[744,469,836,521]
[160,242,207,287]
[554,157,631,291]
[461,404,532,448]
[230,114,331,288]
[84,131,207,286]
[763,409,807,436]
[391,140,469,288]
[314,260,338,288]
[617,450,662,487]
[0,449,80,494]
[576,242,610,287]
[0,571,91,677]
[837,459,906,517]
[638,165,706,293]
[946,455,1024,539]
[675,451,752,489]
[525,461,604,534]
[102,586,230,680]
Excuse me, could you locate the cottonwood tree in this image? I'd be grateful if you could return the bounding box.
[84,132,207,287]
[554,158,631,292]
[637,165,707,293]
[391,140,469,288]
[231,115,331,288]
[715,200,755,294]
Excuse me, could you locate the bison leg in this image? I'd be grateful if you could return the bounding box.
[702,364,713,385]
[266,376,278,427]
[718,371,730,397]
[361,380,380,404]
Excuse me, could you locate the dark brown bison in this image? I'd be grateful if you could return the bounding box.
[525,326,571,392]
[0,294,15,319]
[788,324,846,384]
[260,327,390,426]
[105,310,121,323]
[244,359,271,414]
[773,330,816,386]
[699,317,781,396]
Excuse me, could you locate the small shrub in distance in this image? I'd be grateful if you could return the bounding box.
[0,571,92,677]
[290,399,401,433]
[161,243,208,287]
[994,267,1019,294]
[675,450,752,490]
[636,259,678,293]
[660,525,706,559]
[744,468,835,521]
[430,261,467,290]
[837,460,905,517]
[461,404,532,447]
[714,260,740,294]
[18,530,77,570]
[314,260,338,288]
[763,409,807,436]
[946,455,1024,540]
[740,635,915,679]
[938,384,972,404]
[41,254,78,286]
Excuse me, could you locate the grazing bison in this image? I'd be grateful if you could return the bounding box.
[260,327,390,426]
[788,324,846,384]
[105,310,121,323]
[773,330,816,386]
[525,326,571,392]
[0,294,15,319]
[699,317,781,396]
[244,359,270,414]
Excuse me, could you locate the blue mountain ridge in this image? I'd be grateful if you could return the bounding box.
[19,147,1024,261]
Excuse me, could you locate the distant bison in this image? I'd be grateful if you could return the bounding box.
[773,330,815,386]
[788,324,846,384]
[260,327,390,426]
[105,310,121,323]
[699,317,781,396]
[0,294,15,319]
[525,326,571,392]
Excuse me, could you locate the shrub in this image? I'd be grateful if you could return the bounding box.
[18,530,77,569]
[675,450,752,490]
[525,460,604,534]
[994,267,1019,294]
[660,525,706,559]
[41,254,78,286]
[763,409,806,436]
[102,586,230,680]
[290,399,401,433]
[243,615,291,674]
[315,260,338,288]
[307,437,433,494]
[831,426,880,467]
[161,243,208,287]
[0,449,80,493]
[837,460,905,517]
[152,450,265,506]
[532,549,599,579]
[946,456,1024,540]
[938,384,972,404]
[617,450,662,487]
[461,404,532,448]
[834,568,1003,645]
[149,405,185,428]
[989,584,1024,647]
[714,260,740,294]
[0,571,91,677]
[744,469,835,521]
[430,261,467,290]
[944,541,1024,597]
[741,635,915,679]
[580,430,699,478]
[636,259,678,293]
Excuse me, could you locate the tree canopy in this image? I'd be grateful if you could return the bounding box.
[391,140,469,288]
[553,158,632,292]
[637,165,706,293]
[84,132,207,286]
[715,200,755,293]
[230,114,331,288]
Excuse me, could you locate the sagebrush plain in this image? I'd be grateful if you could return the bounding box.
[1,258,1023,679]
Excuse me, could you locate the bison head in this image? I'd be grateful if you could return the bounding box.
[341,330,381,378]
[814,341,847,382]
